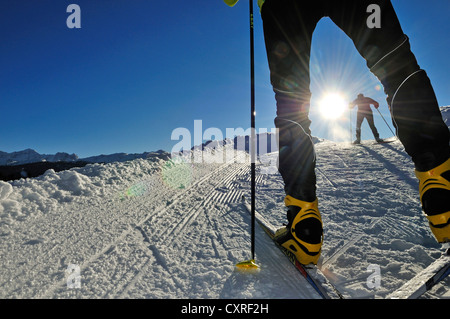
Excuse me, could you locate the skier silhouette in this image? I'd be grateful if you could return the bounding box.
[349,93,382,144]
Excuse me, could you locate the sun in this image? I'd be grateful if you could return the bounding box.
[319,93,348,120]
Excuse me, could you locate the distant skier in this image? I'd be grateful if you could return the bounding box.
[349,93,382,144]
[225,0,450,265]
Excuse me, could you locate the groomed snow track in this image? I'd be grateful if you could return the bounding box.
[1,140,449,299]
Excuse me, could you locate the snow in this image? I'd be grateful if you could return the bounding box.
[0,181,13,201]
[1,121,449,299]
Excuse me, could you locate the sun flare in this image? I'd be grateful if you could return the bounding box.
[319,93,348,120]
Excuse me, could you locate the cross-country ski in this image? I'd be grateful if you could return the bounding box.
[388,247,450,299]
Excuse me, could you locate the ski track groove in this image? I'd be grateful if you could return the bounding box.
[150,163,246,246]
[30,161,234,298]
[112,162,243,297]
[109,162,248,298]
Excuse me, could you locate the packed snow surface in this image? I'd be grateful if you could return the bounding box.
[0,139,449,299]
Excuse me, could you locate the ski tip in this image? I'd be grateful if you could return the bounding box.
[235,259,260,274]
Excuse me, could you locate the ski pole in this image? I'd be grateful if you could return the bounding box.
[249,0,256,263]
[235,0,259,271]
[376,107,396,137]
[349,106,352,143]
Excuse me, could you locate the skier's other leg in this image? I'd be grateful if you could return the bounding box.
[329,0,450,242]
[365,110,381,142]
[261,0,324,264]
[415,159,450,243]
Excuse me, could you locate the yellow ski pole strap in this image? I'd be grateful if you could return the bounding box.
[223,0,265,10]
[223,0,239,7]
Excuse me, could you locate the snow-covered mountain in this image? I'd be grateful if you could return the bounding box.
[0,134,277,167]
[0,149,171,166]
[81,150,170,164]
[441,105,450,126]
[0,149,79,166]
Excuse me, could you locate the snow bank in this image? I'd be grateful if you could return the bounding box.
[0,156,167,236]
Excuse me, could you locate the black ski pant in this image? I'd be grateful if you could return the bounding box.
[261,0,450,201]
[355,108,379,140]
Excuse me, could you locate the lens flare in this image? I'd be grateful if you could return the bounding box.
[161,156,192,190]
[319,93,347,120]
[125,181,148,197]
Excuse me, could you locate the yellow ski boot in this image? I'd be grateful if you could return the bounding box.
[275,196,323,265]
[415,158,450,243]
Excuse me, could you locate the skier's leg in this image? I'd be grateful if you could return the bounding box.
[261,0,324,263]
[366,111,380,141]
[329,0,450,243]
[262,0,321,200]
[355,110,364,143]
[329,0,449,169]
[415,158,450,243]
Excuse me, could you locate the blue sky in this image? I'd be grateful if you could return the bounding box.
[1,0,449,158]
